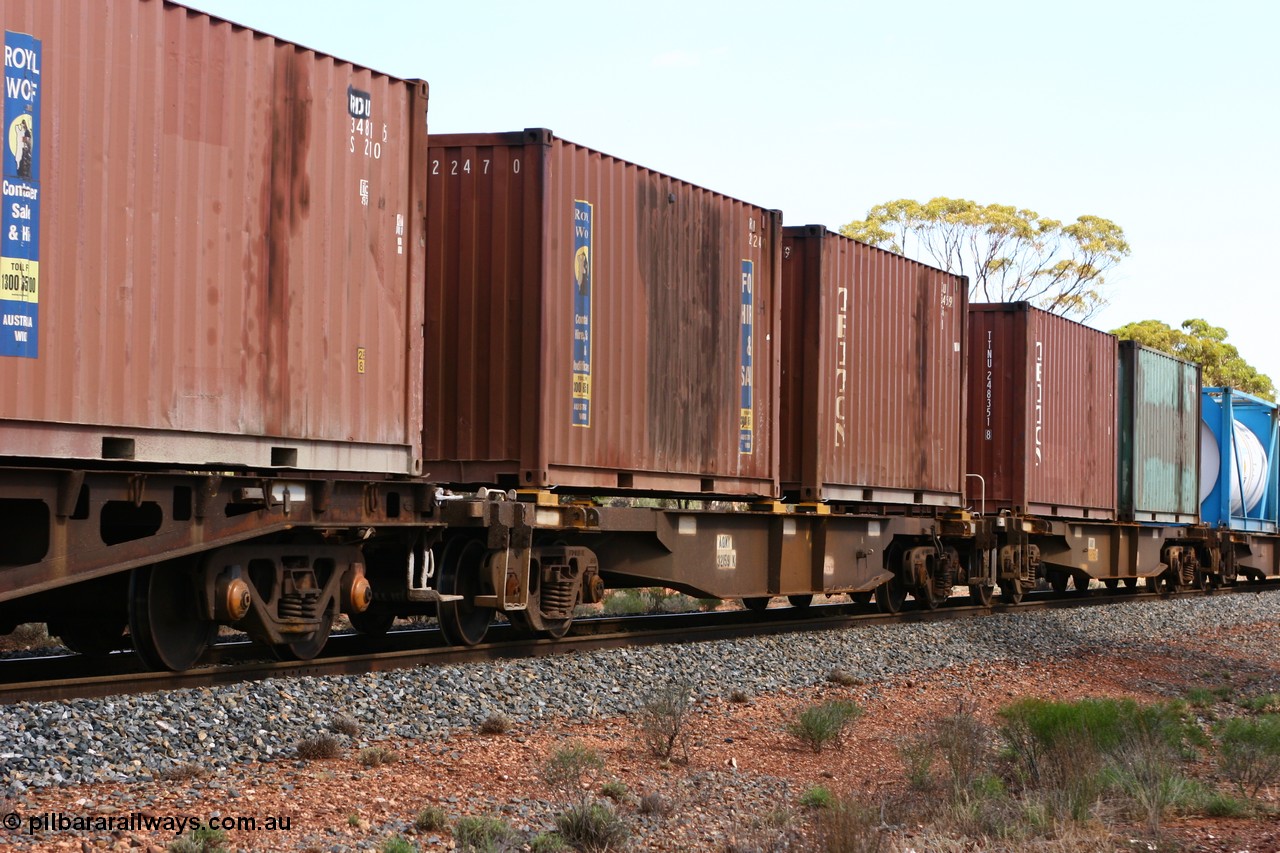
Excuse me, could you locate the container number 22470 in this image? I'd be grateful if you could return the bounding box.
[431,158,521,176]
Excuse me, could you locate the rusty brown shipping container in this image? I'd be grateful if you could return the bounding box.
[0,0,428,474]
[966,303,1117,519]
[425,129,781,495]
[780,226,967,505]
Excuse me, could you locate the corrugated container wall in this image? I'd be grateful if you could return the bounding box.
[966,303,1117,519]
[425,129,780,495]
[780,226,966,505]
[1200,387,1279,533]
[0,0,428,474]
[1116,341,1200,523]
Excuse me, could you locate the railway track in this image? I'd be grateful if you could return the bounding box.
[2,583,1275,706]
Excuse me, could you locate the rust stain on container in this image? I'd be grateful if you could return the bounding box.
[1117,341,1200,523]
[780,227,967,505]
[0,0,428,475]
[966,303,1117,519]
[425,129,780,496]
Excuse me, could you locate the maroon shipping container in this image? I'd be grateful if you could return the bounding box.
[966,303,1117,519]
[425,129,781,495]
[0,0,428,475]
[780,226,967,505]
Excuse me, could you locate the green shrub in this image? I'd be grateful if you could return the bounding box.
[1185,687,1216,709]
[599,779,628,801]
[1236,693,1280,713]
[827,668,860,687]
[602,589,645,616]
[167,826,228,853]
[1217,713,1280,797]
[155,762,208,782]
[637,681,693,762]
[454,815,519,853]
[931,710,990,797]
[330,714,361,737]
[799,785,835,809]
[295,733,341,761]
[358,746,397,768]
[637,791,670,816]
[1202,790,1249,817]
[1105,726,1195,837]
[810,797,885,853]
[643,587,673,613]
[478,712,513,735]
[529,833,569,853]
[999,697,1199,825]
[542,741,605,804]
[379,838,416,853]
[657,592,701,614]
[786,700,862,752]
[554,802,628,852]
[900,739,935,790]
[1000,697,1195,783]
[413,805,448,832]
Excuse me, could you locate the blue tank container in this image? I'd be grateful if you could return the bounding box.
[1200,388,1279,532]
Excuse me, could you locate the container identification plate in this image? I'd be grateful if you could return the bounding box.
[1,31,41,359]
[571,200,593,427]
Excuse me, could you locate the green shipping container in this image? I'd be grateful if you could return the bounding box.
[1117,341,1201,523]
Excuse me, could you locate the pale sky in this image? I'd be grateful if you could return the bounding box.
[184,0,1280,383]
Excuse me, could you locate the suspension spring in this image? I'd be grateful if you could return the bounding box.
[279,590,321,620]
[541,581,576,618]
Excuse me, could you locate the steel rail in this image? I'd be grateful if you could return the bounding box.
[1,583,1275,706]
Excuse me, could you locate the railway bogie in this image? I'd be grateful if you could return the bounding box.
[0,466,437,665]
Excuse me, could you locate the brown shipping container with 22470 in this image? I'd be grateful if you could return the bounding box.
[425,129,781,496]
[0,0,428,475]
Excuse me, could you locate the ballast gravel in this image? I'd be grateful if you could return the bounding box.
[1,593,1277,796]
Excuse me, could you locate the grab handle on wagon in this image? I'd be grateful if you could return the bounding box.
[965,474,985,517]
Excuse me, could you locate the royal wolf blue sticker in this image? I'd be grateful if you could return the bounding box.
[1,31,41,359]
[571,200,592,427]
[739,259,753,454]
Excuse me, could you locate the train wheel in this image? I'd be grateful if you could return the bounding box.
[510,606,574,640]
[541,617,573,640]
[742,597,771,613]
[50,618,127,656]
[850,592,873,605]
[1122,576,1139,591]
[875,575,906,614]
[787,594,814,609]
[1073,574,1091,594]
[1049,572,1069,594]
[437,539,494,646]
[349,610,395,637]
[968,584,994,606]
[1103,578,1120,592]
[1001,577,1024,605]
[129,561,216,671]
[275,608,334,661]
